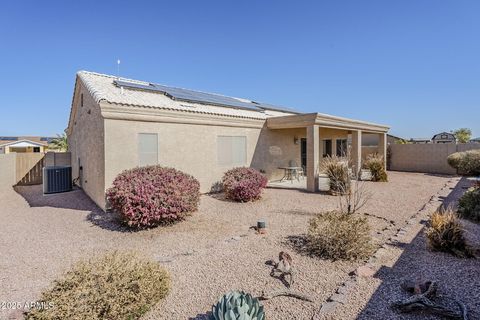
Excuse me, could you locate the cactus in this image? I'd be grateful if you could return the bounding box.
[210,290,265,320]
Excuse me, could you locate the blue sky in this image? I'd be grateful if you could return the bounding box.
[1,1,479,138]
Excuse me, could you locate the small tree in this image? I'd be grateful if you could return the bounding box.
[452,128,472,143]
[49,133,68,151]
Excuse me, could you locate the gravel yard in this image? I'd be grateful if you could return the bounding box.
[0,172,471,320]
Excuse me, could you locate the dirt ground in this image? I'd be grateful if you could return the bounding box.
[1,172,471,320]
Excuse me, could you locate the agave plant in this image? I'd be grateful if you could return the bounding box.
[210,290,265,320]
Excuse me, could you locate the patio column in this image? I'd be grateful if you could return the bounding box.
[306,125,320,192]
[351,130,362,175]
[378,132,387,165]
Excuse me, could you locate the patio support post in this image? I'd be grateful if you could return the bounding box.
[351,130,362,175]
[306,125,320,192]
[378,132,387,166]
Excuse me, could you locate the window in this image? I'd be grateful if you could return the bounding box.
[80,93,83,107]
[138,133,158,166]
[33,147,40,153]
[336,139,347,157]
[322,140,332,157]
[217,136,246,166]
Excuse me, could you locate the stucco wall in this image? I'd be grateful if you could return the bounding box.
[104,118,263,194]
[68,82,105,208]
[103,121,353,193]
[389,143,480,174]
[252,127,305,181]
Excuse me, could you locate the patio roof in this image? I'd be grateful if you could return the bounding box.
[266,112,389,133]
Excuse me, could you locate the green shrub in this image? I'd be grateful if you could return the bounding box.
[210,291,265,320]
[26,252,170,320]
[319,156,350,194]
[426,210,474,258]
[458,187,480,222]
[447,150,480,175]
[307,211,374,261]
[364,153,388,182]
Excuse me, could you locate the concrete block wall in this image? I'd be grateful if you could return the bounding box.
[390,143,480,175]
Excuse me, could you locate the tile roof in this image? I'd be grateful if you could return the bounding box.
[77,71,297,120]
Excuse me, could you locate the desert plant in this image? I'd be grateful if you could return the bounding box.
[447,150,480,175]
[452,128,472,143]
[210,290,265,320]
[338,175,372,214]
[458,186,480,222]
[307,211,374,261]
[48,133,68,151]
[106,165,200,228]
[222,167,268,202]
[319,156,350,194]
[363,153,388,182]
[26,251,170,320]
[426,209,474,258]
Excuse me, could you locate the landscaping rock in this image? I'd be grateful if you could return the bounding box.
[355,265,376,277]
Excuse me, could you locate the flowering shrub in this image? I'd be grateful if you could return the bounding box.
[106,166,200,228]
[222,167,268,202]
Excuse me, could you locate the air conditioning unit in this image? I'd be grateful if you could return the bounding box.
[43,166,73,194]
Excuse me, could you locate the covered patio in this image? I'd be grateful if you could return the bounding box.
[266,113,389,192]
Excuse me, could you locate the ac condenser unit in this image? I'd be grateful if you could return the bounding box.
[43,166,73,194]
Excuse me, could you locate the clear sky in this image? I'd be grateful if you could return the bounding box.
[1,0,479,139]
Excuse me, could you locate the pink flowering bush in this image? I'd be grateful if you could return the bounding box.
[222,167,268,202]
[106,166,200,228]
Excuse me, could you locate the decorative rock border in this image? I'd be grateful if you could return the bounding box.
[312,178,458,319]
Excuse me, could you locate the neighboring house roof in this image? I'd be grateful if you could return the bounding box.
[470,137,480,142]
[410,138,431,142]
[76,71,298,121]
[432,132,456,141]
[0,139,48,148]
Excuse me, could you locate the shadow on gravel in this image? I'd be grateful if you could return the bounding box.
[188,311,211,320]
[356,176,480,320]
[14,184,132,232]
[15,184,99,211]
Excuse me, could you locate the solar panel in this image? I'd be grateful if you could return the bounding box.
[113,80,297,113]
[0,137,18,141]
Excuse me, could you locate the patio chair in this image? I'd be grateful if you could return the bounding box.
[289,160,304,180]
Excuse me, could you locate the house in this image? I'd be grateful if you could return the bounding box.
[410,138,431,144]
[470,137,480,143]
[67,71,389,209]
[432,132,456,144]
[0,136,51,154]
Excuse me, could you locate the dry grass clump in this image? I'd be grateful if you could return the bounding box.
[26,251,170,320]
[364,153,388,182]
[307,211,374,261]
[426,209,474,258]
[319,156,350,194]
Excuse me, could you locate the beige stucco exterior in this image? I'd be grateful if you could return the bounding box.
[68,80,105,208]
[67,71,389,209]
